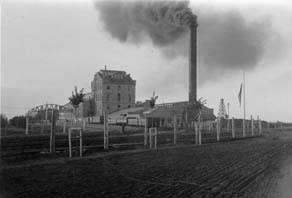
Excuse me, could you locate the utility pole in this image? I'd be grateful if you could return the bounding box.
[227,102,230,131]
[243,72,246,137]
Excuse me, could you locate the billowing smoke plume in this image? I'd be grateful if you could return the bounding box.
[95,1,275,84]
[95,1,192,46]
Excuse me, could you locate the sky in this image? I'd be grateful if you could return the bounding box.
[1,0,292,122]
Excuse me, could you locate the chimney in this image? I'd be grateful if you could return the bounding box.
[189,15,198,103]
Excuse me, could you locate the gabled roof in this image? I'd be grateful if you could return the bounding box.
[108,101,216,121]
[147,102,216,121]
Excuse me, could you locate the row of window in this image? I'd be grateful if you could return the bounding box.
[106,85,132,91]
[106,93,131,102]
[95,93,132,102]
[107,105,131,110]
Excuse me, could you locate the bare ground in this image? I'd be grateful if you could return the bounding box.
[1,130,292,198]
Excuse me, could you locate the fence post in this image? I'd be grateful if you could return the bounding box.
[149,129,153,149]
[185,112,188,129]
[104,112,109,149]
[251,115,254,136]
[63,121,66,134]
[68,128,72,158]
[257,116,259,134]
[258,116,262,134]
[144,116,148,147]
[5,124,8,136]
[195,122,198,144]
[198,122,202,145]
[154,128,157,150]
[216,118,220,141]
[260,119,262,134]
[80,129,83,157]
[82,118,86,131]
[173,115,177,145]
[50,111,56,153]
[41,122,44,134]
[232,117,235,139]
[25,114,29,135]
[243,119,246,137]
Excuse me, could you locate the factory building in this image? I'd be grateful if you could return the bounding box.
[91,68,136,117]
[108,101,216,127]
[107,14,216,126]
[61,14,216,124]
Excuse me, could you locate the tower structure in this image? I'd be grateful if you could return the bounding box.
[91,68,136,116]
[189,14,198,103]
[218,98,228,119]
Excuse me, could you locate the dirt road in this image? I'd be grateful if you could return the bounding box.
[251,130,292,198]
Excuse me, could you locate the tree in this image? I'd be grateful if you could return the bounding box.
[9,115,26,129]
[149,91,158,108]
[1,114,9,128]
[68,86,85,118]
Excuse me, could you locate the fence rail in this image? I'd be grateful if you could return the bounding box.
[2,118,292,162]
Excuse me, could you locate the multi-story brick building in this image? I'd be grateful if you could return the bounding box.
[91,69,136,116]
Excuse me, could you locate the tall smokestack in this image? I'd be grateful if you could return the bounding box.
[189,15,198,103]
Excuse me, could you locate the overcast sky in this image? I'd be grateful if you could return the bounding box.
[1,0,292,122]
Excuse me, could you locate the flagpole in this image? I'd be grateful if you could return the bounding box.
[243,71,246,137]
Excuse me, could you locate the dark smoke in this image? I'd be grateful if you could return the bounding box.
[95,0,275,84]
[95,1,192,46]
[162,11,271,68]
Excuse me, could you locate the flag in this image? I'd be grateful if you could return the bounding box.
[238,83,242,106]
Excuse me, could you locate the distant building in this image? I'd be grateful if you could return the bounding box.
[76,92,94,118]
[91,69,136,116]
[59,92,93,120]
[108,101,216,127]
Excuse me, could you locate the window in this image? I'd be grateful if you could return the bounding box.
[118,93,121,101]
[118,85,121,90]
[117,105,120,108]
[107,85,110,90]
[107,106,110,110]
[128,105,131,108]
[106,93,110,101]
[128,94,131,102]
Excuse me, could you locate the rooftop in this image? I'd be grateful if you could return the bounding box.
[94,69,136,84]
